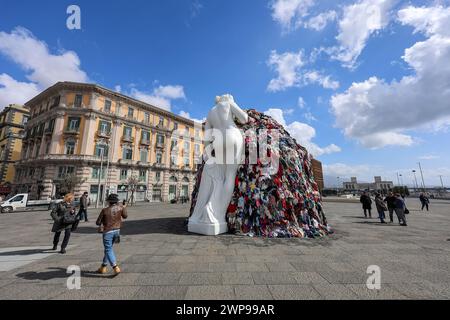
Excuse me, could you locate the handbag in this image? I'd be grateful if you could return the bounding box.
[63,206,78,224]
[404,208,410,214]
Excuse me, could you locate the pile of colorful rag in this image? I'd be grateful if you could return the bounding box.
[189,109,332,238]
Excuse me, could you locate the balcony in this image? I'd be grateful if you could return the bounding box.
[97,130,111,139]
[121,135,134,143]
[64,128,80,136]
[155,141,165,149]
[140,138,151,146]
[119,158,135,165]
[44,127,54,135]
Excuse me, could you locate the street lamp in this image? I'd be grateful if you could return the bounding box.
[418,162,426,191]
[412,170,419,193]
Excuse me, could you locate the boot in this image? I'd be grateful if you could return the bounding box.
[113,265,121,275]
[52,244,57,251]
[60,248,66,254]
[97,265,108,274]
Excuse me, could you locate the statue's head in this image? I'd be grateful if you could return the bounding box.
[215,94,234,105]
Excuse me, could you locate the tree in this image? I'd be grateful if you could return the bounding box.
[60,174,87,196]
[126,175,139,206]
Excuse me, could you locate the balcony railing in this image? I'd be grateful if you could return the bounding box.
[122,135,134,143]
[64,128,80,135]
[156,141,165,149]
[44,127,54,135]
[97,130,111,138]
[140,138,151,146]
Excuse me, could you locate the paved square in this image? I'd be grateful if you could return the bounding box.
[0,199,449,299]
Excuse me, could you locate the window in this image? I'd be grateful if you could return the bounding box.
[128,107,134,118]
[122,147,133,160]
[159,117,164,126]
[52,96,60,108]
[104,100,111,113]
[195,129,200,138]
[98,120,111,134]
[123,126,132,139]
[144,112,150,124]
[58,166,75,178]
[11,195,24,202]
[92,167,106,179]
[156,134,164,144]
[139,170,146,182]
[74,94,83,108]
[184,156,190,166]
[0,146,5,160]
[141,130,150,142]
[22,115,29,125]
[120,169,128,180]
[65,141,76,155]
[155,172,161,182]
[34,143,41,157]
[171,154,177,165]
[140,149,148,163]
[194,144,200,154]
[184,141,190,153]
[47,119,55,133]
[156,152,162,164]
[94,144,108,157]
[67,117,80,131]
[173,122,178,130]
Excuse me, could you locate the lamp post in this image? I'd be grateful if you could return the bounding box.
[418,162,426,191]
[396,172,400,186]
[337,176,340,195]
[412,170,419,193]
[399,174,403,186]
[95,148,104,209]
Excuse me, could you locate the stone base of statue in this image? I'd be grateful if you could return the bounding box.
[188,220,228,236]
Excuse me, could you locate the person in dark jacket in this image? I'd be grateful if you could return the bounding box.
[419,193,430,211]
[359,192,372,218]
[78,192,90,222]
[394,193,408,226]
[50,193,77,254]
[384,192,396,223]
[96,193,128,275]
[375,193,387,223]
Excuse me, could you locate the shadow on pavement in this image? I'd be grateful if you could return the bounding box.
[0,249,53,256]
[74,217,191,236]
[16,268,117,281]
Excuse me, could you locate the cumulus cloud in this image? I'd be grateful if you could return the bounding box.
[298,96,306,109]
[179,110,205,123]
[270,0,315,31]
[264,108,341,157]
[267,50,339,91]
[330,4,450,148]
[130,84,186,111]
[305,10,337,31]
[0,27,89,108]
[330,0,396,68]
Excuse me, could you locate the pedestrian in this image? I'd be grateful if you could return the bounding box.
[394,193,408,226]
[78,192,90,222]
[419,193,430,211]
[375,193,387,223]
[359,191,372,218]
[384,192,396,223]
[96,194,128,275]
[50,193,78,254]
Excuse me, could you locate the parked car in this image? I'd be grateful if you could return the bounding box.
[0,193,79,213]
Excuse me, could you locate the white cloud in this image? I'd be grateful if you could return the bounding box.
[179,110,205,123]
[303,70,340,89]
[130,84,186,111]
[305,10,337,31]
[114,85,122,93]
[0,74,39,107]
[418,155,439,160]
[298,96,306,109]
[323,162,372,178]
[264,108,341,157]
[267,50,305,92]
[303,112,317,122]
[267,50,339,91]
[270,0,315,31]
[330,4,450,148]
[330,0,396,68]
[0,27,89,108]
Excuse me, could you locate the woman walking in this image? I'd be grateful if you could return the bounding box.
[359,191,373,218]
[50,193,78,254]
[96,194,128,275]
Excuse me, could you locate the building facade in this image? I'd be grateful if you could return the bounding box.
[311,158,324,191]
[0,104,29,194]
[14,82,203,203]
[343,176,394,192]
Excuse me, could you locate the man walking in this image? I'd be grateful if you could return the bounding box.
[394,193,408,226]
[384,192,396,223]
[359,191,372,218]
[78,192,90,222]
[419,193,430,211]
[375,193,387,223]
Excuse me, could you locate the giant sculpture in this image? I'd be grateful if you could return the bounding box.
[188,94,248,235]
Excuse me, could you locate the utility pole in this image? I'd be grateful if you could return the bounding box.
[418,162,426,191]
[399,174,403,186]
[439,175,444,188]
[96,148,104,208]
[396,172,400,186]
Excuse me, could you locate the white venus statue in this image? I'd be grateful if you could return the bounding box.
[188,94,248,235]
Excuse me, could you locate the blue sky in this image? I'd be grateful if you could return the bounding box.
[1,0,449,187]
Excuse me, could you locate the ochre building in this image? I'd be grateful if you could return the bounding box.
[14,82,203,203]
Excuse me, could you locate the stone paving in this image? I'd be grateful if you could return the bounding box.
[0,199,449,300]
